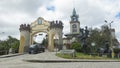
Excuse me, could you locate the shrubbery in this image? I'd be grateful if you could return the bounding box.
[71,42,82,52]
[113,48,120,58]
[114,48,120,53]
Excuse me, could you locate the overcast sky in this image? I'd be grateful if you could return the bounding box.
[0,0,120,42]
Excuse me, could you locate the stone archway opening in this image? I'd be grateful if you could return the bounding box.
[32,32,48,49]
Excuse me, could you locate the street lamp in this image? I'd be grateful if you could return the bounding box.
[91,42,96,54]
[104,20,114,58]
[91,42,95,46]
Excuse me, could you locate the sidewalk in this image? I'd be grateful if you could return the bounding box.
[23,52,120,63]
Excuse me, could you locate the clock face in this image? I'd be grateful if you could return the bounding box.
[73,17,76,21]
[73,18,76,21]
[38,19,42,24]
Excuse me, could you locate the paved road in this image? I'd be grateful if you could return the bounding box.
[0,52,120,68]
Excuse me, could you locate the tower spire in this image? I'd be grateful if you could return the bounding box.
[73,8,76,16]
[72,0,77,16]
[71,8,79,22]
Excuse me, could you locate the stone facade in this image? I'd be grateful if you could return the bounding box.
[48,21,63,51]
[19,24,31,53]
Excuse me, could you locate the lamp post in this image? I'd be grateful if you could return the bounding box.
[91,42,96,54]
[104,20,114,58]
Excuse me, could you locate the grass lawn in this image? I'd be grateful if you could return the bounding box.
[56,52,117,59]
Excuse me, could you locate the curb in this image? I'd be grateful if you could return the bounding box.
[0,53,24,58]
[23,59,120,63]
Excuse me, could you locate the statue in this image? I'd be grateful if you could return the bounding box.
[79,26,89,53]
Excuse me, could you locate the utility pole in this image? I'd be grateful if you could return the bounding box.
[104,20,114,58]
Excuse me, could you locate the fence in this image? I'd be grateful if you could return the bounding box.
[89,53,120,58]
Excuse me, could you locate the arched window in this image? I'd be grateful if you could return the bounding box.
[72,24,77,28]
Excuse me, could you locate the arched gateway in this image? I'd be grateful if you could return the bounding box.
[19,17,63,53]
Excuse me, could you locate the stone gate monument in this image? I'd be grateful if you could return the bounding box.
[19,17,63,53]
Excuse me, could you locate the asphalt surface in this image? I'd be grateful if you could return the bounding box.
[0,52,120,68]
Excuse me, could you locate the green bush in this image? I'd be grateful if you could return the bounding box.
[114,48,120,54]
[113,48,120,58]
[71,42,82,52]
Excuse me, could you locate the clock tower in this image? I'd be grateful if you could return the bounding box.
[70,8,80,34]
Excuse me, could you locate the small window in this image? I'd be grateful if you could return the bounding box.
[72,24,77,28]
[38,19,42,24]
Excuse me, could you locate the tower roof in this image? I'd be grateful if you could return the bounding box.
[72,8,76,16]
[70,8,79,23]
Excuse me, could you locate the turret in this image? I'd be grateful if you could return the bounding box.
[19,24,31,53]
[19,24,31,32]
[50,20,63,29]
[48,20,64,51]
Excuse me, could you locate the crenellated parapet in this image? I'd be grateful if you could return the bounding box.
[19,24,31,32]
[50,20,63,29]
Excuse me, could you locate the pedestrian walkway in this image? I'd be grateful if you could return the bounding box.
[23,52,65,60]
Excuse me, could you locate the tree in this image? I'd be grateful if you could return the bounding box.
[0,36,19,54]
[7,36,19,50]
[114,48,120,58]
[86,27,111,54]
[71,42,82,52]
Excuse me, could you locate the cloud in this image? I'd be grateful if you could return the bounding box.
[0,0,120,41]
[46,5,55,11]
[0,0,52,15]
[0,0,52,40]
